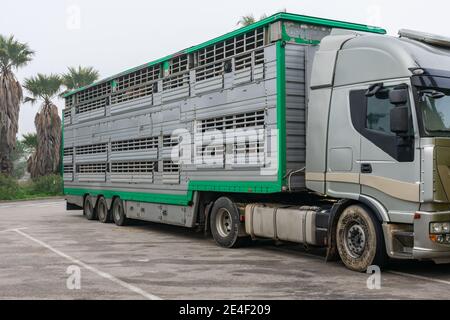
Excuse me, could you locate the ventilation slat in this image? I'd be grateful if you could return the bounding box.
[76,143,107,155]
[77,163,107,174]
[111,161,157,173]
[76,98,107,115]
[198,110,265,133]
[111,137,158,152]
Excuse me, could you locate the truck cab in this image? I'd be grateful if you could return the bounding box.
[306,29,450,267]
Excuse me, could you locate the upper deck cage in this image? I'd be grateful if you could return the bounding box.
[62,12,386,116]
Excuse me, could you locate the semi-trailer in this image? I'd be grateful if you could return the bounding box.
[63,12,450,271]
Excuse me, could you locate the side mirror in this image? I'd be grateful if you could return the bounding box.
[389,88,408,105]
[390,106,409,134]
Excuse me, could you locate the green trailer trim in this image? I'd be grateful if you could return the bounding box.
[61,109,64,177]
[276,41,287,187]
[63,12,385,98]
[188,180,282,194]
[65,179,281,206]
[64,188,194,206]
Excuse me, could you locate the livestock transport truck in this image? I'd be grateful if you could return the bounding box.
[63,12,450,272]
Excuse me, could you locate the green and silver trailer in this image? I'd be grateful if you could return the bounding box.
[63,12,450,272]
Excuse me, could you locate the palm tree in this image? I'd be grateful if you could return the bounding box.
[0,35,34,175]
[62,66,99,91]
[237,15,257,27]
[237,10,286,27]
[22,132,37,153]
[23,74,62,178]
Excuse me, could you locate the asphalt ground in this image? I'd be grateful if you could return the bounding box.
[1,199,449,300]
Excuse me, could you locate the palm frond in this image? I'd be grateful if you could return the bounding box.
[23,73,62,102]
[0,34,34,73]
[21,133,38,152]
[23,96,37,104]
[62,66,100,90]
[237,15,256,27]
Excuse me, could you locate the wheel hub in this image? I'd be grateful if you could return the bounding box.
[216,208,232,238]
[345,224,366,258]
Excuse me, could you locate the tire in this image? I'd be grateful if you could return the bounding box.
[83,196,97,221]
[96,197,110,223]
[336,205,387,272]
[210,197,248,248]
[112,198,128,226]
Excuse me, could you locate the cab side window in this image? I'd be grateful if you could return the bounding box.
[350,85,414,162]
[366,89,396,136]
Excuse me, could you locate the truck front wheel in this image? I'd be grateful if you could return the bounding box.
[336,205,387,272]
[210,197,247,248]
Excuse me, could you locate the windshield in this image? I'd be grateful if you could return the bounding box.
[418,89,450,136]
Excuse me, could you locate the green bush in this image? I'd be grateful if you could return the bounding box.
[0,174,63,201]
[0,174,23,200]
[30,174,63,196]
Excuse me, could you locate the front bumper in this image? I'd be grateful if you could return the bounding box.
[413,211,450,263]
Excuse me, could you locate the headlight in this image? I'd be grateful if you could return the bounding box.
[430,222,450,244]
[430,222,450,234]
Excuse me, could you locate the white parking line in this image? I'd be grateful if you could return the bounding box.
[388,271,450,286]
[0,227,28,234]
[11,229,162,300]
[0,202,63,209]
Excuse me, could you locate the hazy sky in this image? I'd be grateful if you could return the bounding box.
[1,0,449,136]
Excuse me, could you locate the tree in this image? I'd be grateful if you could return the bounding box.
[11,139,27,179]
[237,10,286,27]
[62,66,99,91]
[23,74,62,179]
[0,35,34,175]
[237,15,257,27]
[21,132,37,153]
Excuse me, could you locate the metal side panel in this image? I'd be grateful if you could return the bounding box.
[75,154,108,164]
[162,86,190,103]
[63,173,74,182]
[76,108,106,123]
[195,77,224,95]
[110,150,158,162]
[110,95,153,115]
[77,173,106,183]
[63,155,73,164]
[253,64,265,81]
[285,43,308,190]
[64,116,72,126]
[163,173,180,185]
[234,68,252,85]
[111,173,153,184]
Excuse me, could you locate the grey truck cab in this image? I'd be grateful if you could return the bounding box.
[306,29,450,268]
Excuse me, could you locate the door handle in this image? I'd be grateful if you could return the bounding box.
[361,164,373,174]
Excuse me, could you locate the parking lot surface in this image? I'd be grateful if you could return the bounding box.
[1,199,450,300]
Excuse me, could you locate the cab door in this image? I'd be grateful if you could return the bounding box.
[350,80,421,220]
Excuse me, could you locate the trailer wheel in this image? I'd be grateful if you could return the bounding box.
[112,198,128,226]
[210,197,247,248]
[83,196,97,221]
[96,197,110,223]
[336,205,387,272]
